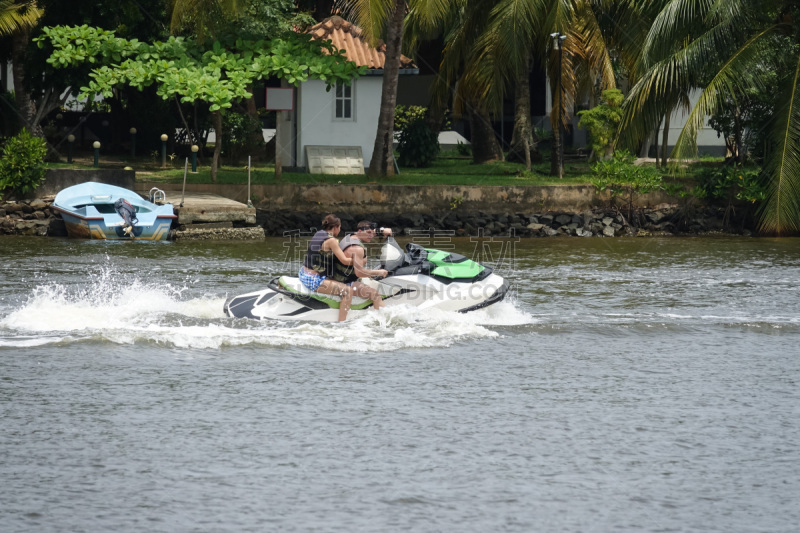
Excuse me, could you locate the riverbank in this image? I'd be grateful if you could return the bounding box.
[1,195,755,238]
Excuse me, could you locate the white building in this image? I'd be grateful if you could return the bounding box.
[275,16,418,173]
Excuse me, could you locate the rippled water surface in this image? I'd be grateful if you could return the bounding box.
[1,235,798,532]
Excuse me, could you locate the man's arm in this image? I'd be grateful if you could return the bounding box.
[348,247,387,278]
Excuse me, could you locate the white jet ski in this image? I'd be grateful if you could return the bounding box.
[224,237,510,322]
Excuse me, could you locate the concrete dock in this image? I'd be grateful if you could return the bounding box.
[164,192,264,241]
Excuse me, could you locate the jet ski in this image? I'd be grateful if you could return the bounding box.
[224,237,510,322]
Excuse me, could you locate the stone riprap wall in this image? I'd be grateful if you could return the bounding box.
[259,205,755,238]
[1,197,66,236]
[2,198,754,238]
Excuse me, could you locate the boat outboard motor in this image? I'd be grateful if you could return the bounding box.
[114,198,138,237]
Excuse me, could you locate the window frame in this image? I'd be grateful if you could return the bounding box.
[333,80,355,122]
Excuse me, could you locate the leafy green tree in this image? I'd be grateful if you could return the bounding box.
[36,24,364,181]
[578,88,624,161]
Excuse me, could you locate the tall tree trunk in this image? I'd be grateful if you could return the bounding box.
[245,94,265,157]
[11,27,43,138]
[653,116,663,167]
[211,110,222,183]
[639,128,655,158]
[469,104,503,164]
[733,105,744,164]
[507,65,541,169]
[367,0,405,178]
[660,109,671,168]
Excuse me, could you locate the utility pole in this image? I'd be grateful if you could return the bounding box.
[550,33,566,178]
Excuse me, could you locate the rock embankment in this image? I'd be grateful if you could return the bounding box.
[3,197,755,238]
[1,197,66,237]
[259,205,754,238]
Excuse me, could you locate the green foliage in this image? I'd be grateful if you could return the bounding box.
[394,105,427,132]
[221,111,263,162]
[694,165,766,204]
[707,83,776,163]
[456,141,471,157]
[35,25,365,111]
[0,129,48,198]
[590,150,664,225]
[577,89,624,161]
[394,105,451,133]
[397,120,440,168]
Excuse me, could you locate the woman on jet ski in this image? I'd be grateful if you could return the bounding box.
[299,214,355,322]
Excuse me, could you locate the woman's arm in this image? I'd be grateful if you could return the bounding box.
[324,238,353,265]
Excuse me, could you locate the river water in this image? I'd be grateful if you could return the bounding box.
[1,235,798,532]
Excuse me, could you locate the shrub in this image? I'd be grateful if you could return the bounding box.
[693,164,765,228]
[397,120,440,168]
[394,105,427,132]
[577,89,624,161]
[590,149,664,226]
[394,105,451,132]
[694,165,765,204]
[0,129,48,198]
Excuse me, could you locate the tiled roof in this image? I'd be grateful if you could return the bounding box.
[309,16,416,70]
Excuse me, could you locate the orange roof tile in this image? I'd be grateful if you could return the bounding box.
[309,16,416,70]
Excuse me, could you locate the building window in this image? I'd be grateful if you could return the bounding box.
[334,80,354,120]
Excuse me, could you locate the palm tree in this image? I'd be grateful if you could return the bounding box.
[338,0,449,177]
[473,0,616,176]
[619,0,800,234]
[1,1,44,135]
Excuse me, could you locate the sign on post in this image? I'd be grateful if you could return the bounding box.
[266,88,294,110]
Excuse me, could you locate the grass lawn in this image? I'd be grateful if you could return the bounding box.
[49,150,717,187]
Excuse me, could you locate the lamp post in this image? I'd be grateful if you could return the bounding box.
[67,134,75,164]
[93,141,100,168]
[550,32,566,178]
[130,127,137,158]
[160,133,168,167]
[191,144,199,173]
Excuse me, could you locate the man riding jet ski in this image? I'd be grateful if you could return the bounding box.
[224,225,510,322]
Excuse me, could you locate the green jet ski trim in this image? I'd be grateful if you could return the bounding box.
[277,278,376,310]
[424,249,486,280]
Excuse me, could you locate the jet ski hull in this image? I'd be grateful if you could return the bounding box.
[224,237,510,322]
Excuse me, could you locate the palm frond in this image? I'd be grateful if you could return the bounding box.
[619,9,756,151]
[670,25,777,162]
[336,0,393,46]
[0,0,42,36]
[759,52,800,234]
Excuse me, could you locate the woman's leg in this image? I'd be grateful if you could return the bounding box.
[316,279,353,322]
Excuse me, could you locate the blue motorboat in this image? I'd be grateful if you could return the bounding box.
[52,182,176,240]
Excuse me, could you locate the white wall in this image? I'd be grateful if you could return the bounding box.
[544,81,726,155]
[286,77,383,169]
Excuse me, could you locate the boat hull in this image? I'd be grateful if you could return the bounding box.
[52,182,176,241]
[55,209,174,240]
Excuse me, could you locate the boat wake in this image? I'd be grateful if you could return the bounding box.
[0,268,534,351]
